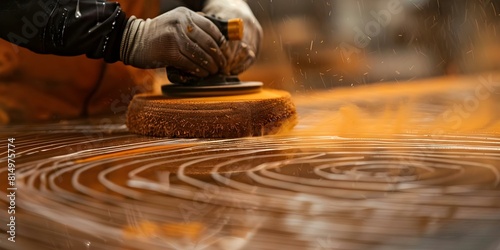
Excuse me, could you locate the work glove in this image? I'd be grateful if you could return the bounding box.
[120,7,227,77]
[202,0,263,75]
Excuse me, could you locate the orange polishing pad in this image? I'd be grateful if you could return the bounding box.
[126,89,297,138]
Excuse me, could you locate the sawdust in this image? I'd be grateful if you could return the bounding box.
[289,73,500,137]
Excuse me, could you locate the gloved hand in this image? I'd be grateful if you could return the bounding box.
[120,7,227,77]
[202,0,263,75]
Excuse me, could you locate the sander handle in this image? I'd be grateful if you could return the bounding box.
[166,15,243,85]
[205,15,244,41]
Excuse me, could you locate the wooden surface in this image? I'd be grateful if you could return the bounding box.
[1,73,499,250]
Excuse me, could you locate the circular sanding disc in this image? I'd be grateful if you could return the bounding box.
[162,82,263,97]
[126,89,297,138]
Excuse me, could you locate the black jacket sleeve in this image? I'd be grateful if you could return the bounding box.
[0,0,127,63]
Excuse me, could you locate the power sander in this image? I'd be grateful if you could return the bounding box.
[126,15,297,138]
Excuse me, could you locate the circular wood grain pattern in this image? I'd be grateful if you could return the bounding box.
[126,89,297,138]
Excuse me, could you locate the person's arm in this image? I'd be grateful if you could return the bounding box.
[0,0,126,63]
[0,0,227,76]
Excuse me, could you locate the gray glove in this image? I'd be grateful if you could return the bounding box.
[202,0,263,75]
[120,7,227,77]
